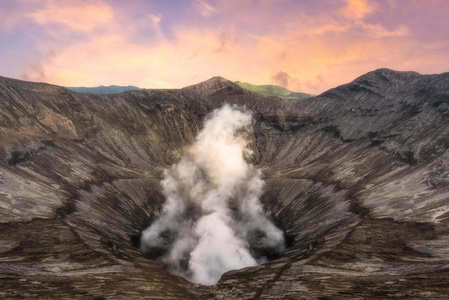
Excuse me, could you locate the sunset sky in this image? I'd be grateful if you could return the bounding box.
[1,0,448,94]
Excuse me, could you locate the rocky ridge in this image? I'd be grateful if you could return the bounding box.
[0,69,449,298]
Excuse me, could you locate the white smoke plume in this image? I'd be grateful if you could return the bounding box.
[140,104,285,285]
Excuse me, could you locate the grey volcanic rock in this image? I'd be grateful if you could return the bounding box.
[1,69,449,299]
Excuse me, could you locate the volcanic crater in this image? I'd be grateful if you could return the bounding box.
[1,68,449,299]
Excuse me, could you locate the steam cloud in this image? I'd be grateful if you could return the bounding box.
[140,104,285,285]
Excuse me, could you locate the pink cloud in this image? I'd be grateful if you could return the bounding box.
[340,0,377,20]
[0,8,23,31]
[193,0,217,17]
[30,0,114,33]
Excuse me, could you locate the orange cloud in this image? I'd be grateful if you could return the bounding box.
[30,0,114,32]
[38,13,424,95]
[42,24,264,89]
[341,0,377,20]
[8,0,449,96]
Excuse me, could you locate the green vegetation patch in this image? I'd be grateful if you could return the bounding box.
[236,81,313,99]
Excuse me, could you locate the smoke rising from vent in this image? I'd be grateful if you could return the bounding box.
[140,104,285,285]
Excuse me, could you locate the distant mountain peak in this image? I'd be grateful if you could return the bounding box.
[182,76,245,97]
[66,85,141,94]
[319,68,425,100]
[353,68,421,85]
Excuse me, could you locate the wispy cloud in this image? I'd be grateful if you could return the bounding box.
[193,0,216,16]
[358,23,409,38]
